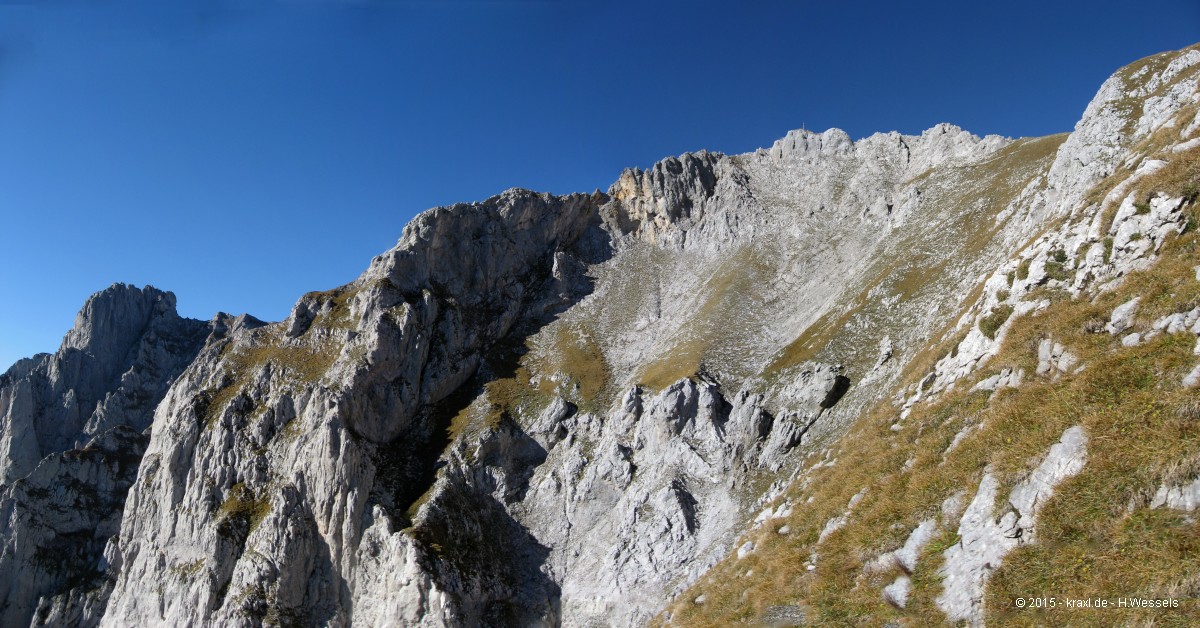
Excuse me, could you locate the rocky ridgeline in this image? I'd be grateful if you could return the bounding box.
[0,285,214,624]
[0,45,1197,627]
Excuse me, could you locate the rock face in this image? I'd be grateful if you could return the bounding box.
[0,285,213,627]
[0,285,208,483]
[938,426,1089,625]
[2,44,1199,628]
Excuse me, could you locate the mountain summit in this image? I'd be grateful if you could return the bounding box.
[2,44,1199,627]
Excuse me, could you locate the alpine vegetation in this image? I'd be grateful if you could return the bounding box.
[2,44,1200,627]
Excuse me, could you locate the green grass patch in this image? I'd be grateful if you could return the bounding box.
[1044,260,1073,282]
[979,304,1014,340]
[216,482,272,534]
[1016,258,1032,281]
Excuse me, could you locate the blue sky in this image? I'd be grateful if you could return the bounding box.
[1,0,1198,369]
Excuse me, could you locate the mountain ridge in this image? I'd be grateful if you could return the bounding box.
[1,42,1198,627]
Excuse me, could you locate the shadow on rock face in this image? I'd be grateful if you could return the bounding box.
[413,471,561,627]
[820,375,852,409]
[351,210,617,624]
[366,209,616,516]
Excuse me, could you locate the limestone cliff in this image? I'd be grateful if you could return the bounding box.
[2,44,1199,628]
[0,285,214,625]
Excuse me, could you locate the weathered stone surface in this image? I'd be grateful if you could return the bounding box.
[0,284,212,628]
[0,285,210,483]
[1036,338,1079,378]
[3,43,1199,628]
[1152,478,1200,511]
[938,426,1088,625]
[883,575,912,609]
[1108,297,1143,335]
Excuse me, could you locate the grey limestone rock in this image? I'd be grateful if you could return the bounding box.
[1108,297,1143,335]
[1035,338,1079,378]
[1183,364,1200,388]
[5,43,1200,628]
[938,426,1088,625]
[1151,478,1200,511]
[972,367,1025,393]
[883,575,912,609]
[0,284,213,628]
[0,284,209,483]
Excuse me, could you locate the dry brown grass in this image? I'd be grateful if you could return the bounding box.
[436,318,613,452]
[667,50,1200,626]
[664,135,1200,626]
[532,321,613,412]
[202,327,340,428]
[767,297,870,376]
[1094,62,1200,235]
[305,285,360,331]
[765,134,1066,386]
[638,246,776,390]
[216,481,272,533]
[1139,145,1200,205]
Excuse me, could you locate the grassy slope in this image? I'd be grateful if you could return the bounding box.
[637,244,780,390]
[662,138,1200,627]
[396,45,1200,624]
[765,134,1067,382]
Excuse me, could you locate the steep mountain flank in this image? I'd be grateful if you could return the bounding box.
[665,45,1200,626]
[0,285,215,625]
[1,44,1198,628]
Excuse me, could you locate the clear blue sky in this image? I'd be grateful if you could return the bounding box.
[1,1,1198,369]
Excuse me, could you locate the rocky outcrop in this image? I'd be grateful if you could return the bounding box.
[3,43,1199,628]
[1152,478,1200,511]
[0,285,210,483]
[938,426,1089,625]
[84,189,608,627]
[1035,338,1079,378]
[0,285,212,627]
[80,106,1033,626]
[1107,297,1142,335]
[894,46,1200,406]
[4,427,146,627]
[1047,48,1200,219]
